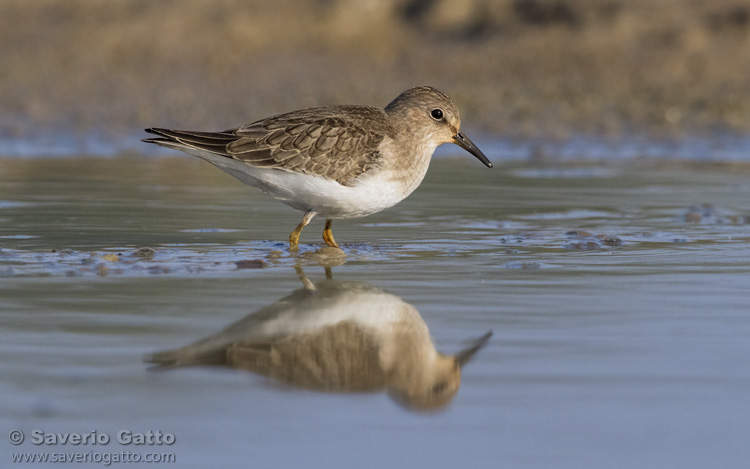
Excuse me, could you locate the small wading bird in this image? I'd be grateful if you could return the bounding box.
[143,86,492,249]
[147,268,492,411]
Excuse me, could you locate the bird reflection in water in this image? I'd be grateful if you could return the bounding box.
[147,267,491,411]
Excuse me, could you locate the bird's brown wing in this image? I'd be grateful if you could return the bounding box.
[145,105,390,186]
[226,321,387,392]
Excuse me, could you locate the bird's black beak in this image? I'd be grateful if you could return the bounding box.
[453,131,492,168]
[455,330,493,367]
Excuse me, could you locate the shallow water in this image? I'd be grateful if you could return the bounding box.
[2,153,750,468]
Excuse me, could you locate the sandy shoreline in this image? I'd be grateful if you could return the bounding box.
[1,0,748,140]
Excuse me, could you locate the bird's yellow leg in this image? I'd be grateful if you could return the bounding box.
[289,210,316,251]
[322,219,339,248]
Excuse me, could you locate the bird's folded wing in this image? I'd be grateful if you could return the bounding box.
[228,105,389,185]
[227,321,386,392]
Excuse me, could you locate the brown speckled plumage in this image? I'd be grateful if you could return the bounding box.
[146,105,390,186]
[228,321,387,392]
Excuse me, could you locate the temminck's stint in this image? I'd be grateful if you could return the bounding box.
[143,86,492,249]
[147,268,492,411]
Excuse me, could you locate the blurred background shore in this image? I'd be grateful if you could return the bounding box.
[1,0,748,147]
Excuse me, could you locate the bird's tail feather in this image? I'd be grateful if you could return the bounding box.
[142,128,237,156]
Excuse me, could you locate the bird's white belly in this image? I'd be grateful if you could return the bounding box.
[256,169,411,218]
[192,150,422,219]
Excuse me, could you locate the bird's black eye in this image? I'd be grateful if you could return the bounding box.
[430,108,443,120]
